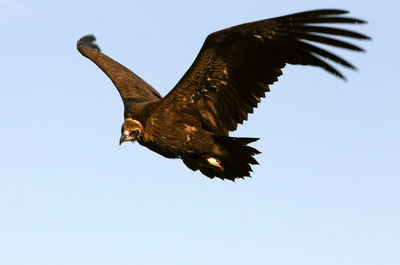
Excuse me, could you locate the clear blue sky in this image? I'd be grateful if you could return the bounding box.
[0,0,399,265]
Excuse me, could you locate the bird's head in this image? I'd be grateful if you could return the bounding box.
[119,118,144,145]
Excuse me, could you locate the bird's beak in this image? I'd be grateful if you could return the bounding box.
[119,135,126,145]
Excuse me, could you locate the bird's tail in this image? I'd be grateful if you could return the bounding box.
[181,136,260,181]
[212,135,260,180]
[181,135,260,181]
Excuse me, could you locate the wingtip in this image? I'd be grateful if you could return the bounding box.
[337,72,348,82]
[317,9,350,15]
[77,34,101,51]
[363,34,372,41]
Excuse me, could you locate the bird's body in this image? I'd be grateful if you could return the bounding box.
[121,99,260,179]
[77,9,370,180]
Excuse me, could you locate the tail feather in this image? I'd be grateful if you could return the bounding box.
[213,135,260,180]
[181,136,261,181]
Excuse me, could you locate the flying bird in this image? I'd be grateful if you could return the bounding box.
[77,9,370,181]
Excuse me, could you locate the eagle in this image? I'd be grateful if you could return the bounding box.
[77,9,369,181]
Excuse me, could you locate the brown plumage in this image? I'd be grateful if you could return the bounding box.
[77,9,370,181]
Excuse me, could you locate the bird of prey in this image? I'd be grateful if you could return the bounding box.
[77,9,369,181]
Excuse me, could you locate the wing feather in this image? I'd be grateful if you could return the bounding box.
[77,35,162,104]
[153,9,369,135]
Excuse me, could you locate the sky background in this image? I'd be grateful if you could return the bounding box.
[0,0,399,265]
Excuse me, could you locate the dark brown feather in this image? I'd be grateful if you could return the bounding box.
[77,35,162,104]
[155,9,369,135]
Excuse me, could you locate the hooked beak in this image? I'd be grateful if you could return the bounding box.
[119,135,127,145]
[119,130,139,145]
[120,130,131,145]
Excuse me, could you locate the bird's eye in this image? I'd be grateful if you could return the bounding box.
[130,130,139,137]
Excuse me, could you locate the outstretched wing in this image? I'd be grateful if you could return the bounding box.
[156,9,370,135]
[77,35,162,104]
